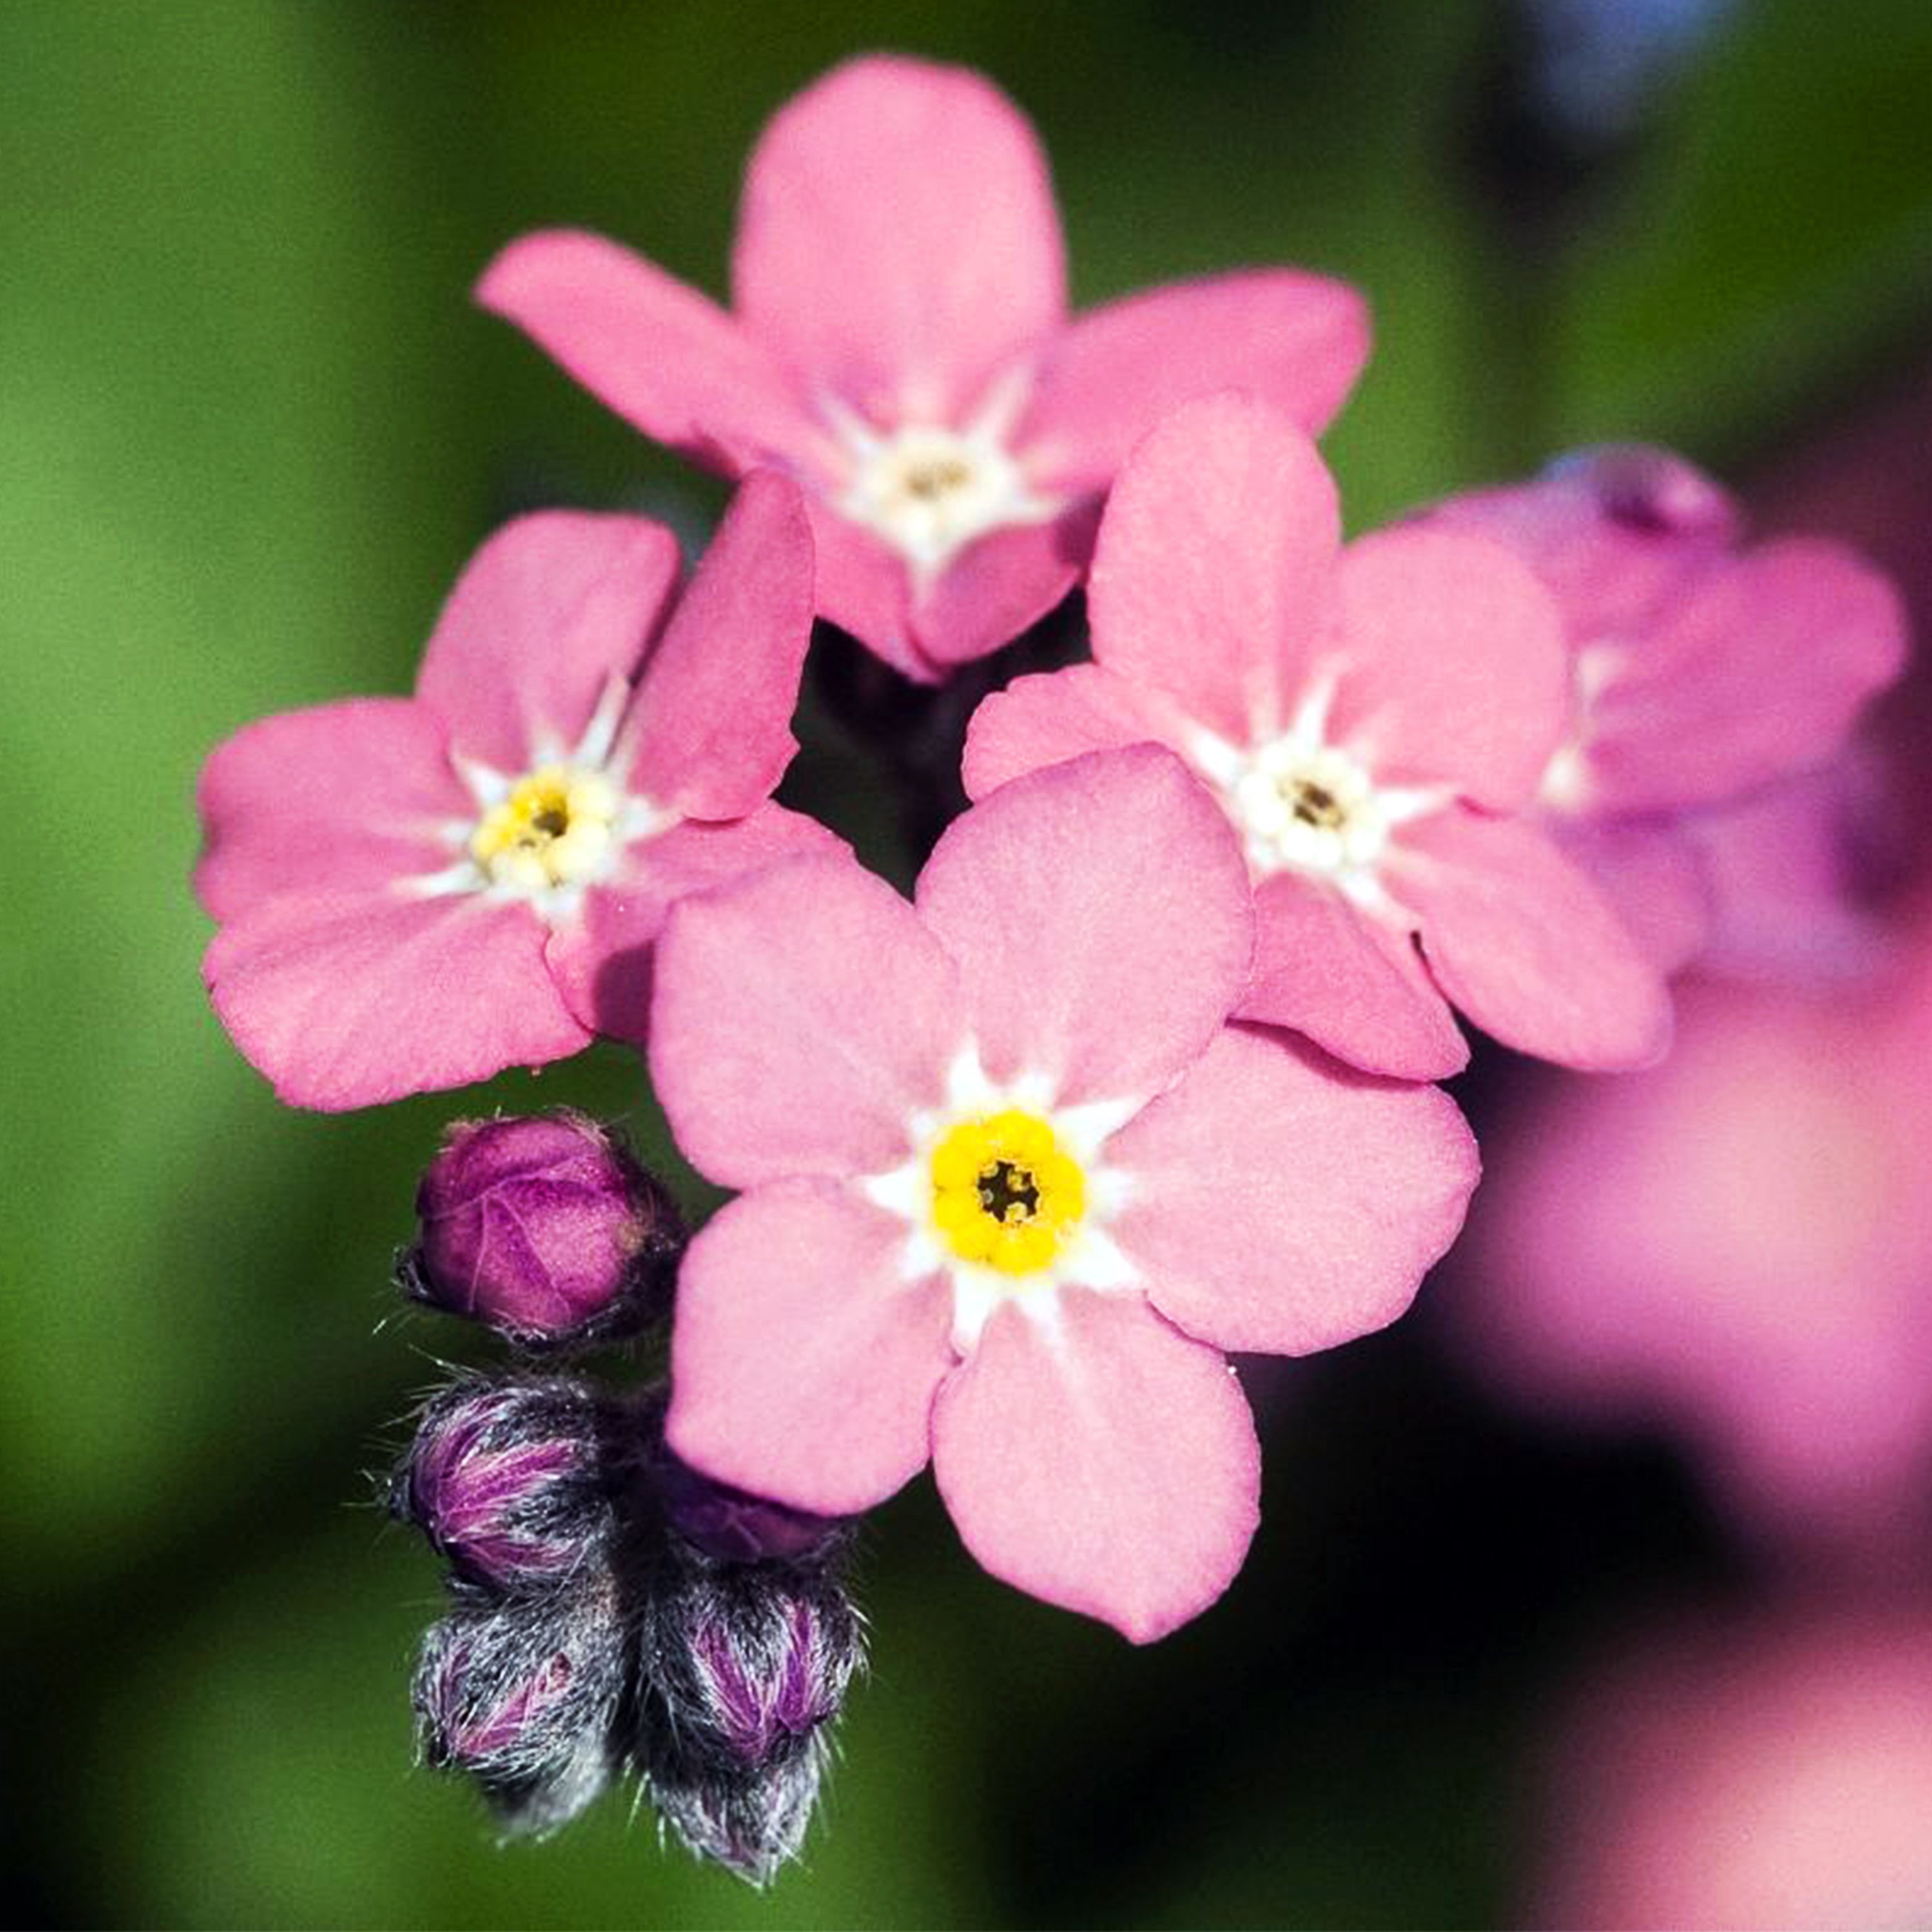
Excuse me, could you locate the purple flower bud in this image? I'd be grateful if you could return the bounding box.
[399,1111,683,1350]
[639,1553,864,1779]
[1544,443,1738,540]
[626,1385,850,1566]
[658,1452,849,1567]
[647,1744,828,1889]
[413,1581,627,1838]
[393,1377,611,1593]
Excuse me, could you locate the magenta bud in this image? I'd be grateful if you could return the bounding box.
[400,1111,683,1349]
[640,1555,864,1779]
[413,1584,627,1838]
[658,1453,848,1567]
[1544,444,1738,540]
[625,1385,848,1566]
[393,1378,611,1593]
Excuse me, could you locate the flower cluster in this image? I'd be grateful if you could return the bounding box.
[194,51,1908,1881]
[389,1115,864,1882]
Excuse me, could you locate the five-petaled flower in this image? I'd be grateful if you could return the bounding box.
[196,475,835,1110]
[478,55,1368,681]
[1412,444,1908,978]
[650,745,1479,1641]
[966,393,1676,1081]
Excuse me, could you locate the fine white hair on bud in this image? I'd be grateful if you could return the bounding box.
[412,1577,629,1840]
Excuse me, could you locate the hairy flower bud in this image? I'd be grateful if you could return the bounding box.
[647,1745,828,1890]
[642,1544,864,1764]
[630,1544,864,1884]
[393,1377,612,1593]
[413,1581,627,1838]
[399,1111,683,1349]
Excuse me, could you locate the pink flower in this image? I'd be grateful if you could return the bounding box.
[1417,445,1908,976]
[477,55,1367,683]
[649,744,1479,1641]
[196,475,836,1110]
[966,392,1672,1081]
[1527,1602,1932,1930]
[1450,919,1932,1554]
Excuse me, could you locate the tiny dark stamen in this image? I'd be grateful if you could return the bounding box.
[978,1160,1039,1223]
[531,807,570,838]
[905,460,971,501]
[1291,781,1343,829]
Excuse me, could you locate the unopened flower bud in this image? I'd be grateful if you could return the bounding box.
[647,1743,828,1889]
[413,1581,627,1838]
[640,1551,864,1779]
[393,1377,611,1593]
[399,1111,683,1350]
[1547,443,1737,540]
[658,1451,849,1567]
[625,1385,850,1566]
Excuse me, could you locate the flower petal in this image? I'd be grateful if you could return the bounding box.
[650,852,960,1187]
[914,746,1253,1105]
[732,55,1065,423]
[476,228,827,473]
[620,473,815,820]
[546,806,844,1044]
[1394,807,1674,1071]
[1587,539,1908,814]
[931,1291,1260,1643]
[1555,818,1714,977]
[193,698,469,922]
[802,500,942,683]
[907,507,1092,668]
[1021,270,1369,492]
[1239,876,1468,1080]
[204,890,589,1110]
[1323,526,1570,810]
[1687,768,1890,987]
[961,663,1177,800]
[666,1178,955,1516]
[415,511,684,773]
[1088,393,1340,745]
[1419,446,1738,643]
[1107,1026,1478,1355]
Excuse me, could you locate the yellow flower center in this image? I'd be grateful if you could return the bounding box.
[469,765,619,893]
[928,1108,1086,1276]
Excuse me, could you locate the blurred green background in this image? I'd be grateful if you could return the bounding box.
[5,1,1932,1924]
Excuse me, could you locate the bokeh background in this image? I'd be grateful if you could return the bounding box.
[7,1,1932,1924]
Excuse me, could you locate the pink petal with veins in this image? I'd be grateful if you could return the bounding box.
[415,510,684,775]
[732,54,1065,422]
[931,1291,1260,1643]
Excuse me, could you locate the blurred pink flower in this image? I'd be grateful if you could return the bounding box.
[1528,1601,1932,1929]
[1419,445,1908,978]
[197,477,835,1110]
[650,745,1479,1641]
[1453,919,1932,1552]
[966,392,1672,1080]
[478,55,1367,681]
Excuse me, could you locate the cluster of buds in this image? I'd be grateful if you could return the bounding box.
[390,1112,865,1883]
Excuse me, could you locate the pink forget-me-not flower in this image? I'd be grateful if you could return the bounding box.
[649,744,1479,1642]
[966,392,1675,1081]
[477,55,1368,681]
[196,474,835,1110]
[1414,444,1908,978]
